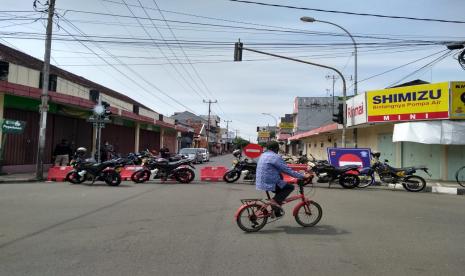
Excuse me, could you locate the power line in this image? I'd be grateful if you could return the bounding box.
[229,0,465,24]
[388,50,455,87]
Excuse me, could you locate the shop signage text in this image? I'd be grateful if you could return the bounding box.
[366,82,449,123]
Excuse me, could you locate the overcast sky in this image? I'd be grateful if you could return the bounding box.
[2,0,465,140]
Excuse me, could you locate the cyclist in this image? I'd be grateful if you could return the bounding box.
[256,141,311,217]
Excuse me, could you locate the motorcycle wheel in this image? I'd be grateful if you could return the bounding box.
[223,170,241,183]
[131,169,150,183]
[339,174,360,189]
[104,171,122,186]
[402,175,426,192]
[65,171,85,184]
[175,168,195,183]
[358,174,374,188]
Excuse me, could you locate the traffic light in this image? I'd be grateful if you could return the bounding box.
[234,41,243,62]
[257,126,260,132]
[332,103,343,124]
[102,101,111,117]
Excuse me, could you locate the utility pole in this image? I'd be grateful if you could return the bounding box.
[224,119,232,152]
[203,99,217,151]
[36,0,56,180]
[326,74,338,114]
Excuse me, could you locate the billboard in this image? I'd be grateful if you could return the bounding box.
[450,81,465,119]
[258,131,270,138]
[279,122,294,129]
[327,148,372,168]
[346,94,367,126]
[366,82,450,122]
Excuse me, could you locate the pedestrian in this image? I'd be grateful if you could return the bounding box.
[53,139,72,166]
[100,141,114,162]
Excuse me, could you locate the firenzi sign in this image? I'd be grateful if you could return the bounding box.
[366,82,450,122]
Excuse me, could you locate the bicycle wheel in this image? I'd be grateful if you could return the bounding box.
[294,201,322,227]
[236,204,268,232]
[456,166,465,187]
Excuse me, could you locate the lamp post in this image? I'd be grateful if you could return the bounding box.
[261,112,278,141]
[300,16,357,95]
[301,16,357,147]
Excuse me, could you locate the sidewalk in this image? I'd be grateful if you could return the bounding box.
[0,172,43,183]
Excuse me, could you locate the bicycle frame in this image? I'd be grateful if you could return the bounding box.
[235,184,312,220]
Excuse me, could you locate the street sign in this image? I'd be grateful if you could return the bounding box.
[327,148,371,168]
[243,143,263,159]
[1,119,26,134]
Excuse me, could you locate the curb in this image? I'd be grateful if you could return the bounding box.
[387,183,465,195]
[0,178,40,184]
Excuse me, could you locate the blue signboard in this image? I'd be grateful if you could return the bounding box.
[327,148,372,168]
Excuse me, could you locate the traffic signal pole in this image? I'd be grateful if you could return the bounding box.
[234,43,347,147]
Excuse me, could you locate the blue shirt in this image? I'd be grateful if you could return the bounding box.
[255,150,304,191]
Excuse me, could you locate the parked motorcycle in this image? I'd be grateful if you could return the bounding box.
[65,147,122,186]
[131,156,195,184]
[223,149,257,183]
[308,154,360,189]
[358,152,430,192]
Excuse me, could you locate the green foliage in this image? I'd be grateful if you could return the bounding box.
[233,137,249,149]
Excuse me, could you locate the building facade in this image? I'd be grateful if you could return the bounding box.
[0,43,184,173]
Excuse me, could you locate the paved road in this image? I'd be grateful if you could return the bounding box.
[1,154,465,275]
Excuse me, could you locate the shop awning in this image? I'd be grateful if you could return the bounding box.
[393,120,465,145]
[288,123,338,141]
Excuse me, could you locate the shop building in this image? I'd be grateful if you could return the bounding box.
[0,43,183,173]
[289,81,465,181]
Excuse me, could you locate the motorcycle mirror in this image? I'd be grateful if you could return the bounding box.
[384,159,389,162]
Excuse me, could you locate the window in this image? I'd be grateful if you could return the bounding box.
[39,73,57,91]
[0,61,9,81]
[133,105,139,115]
[89,89,99,103]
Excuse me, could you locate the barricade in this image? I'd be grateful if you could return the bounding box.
[47,166,73,181]
[120,165,144,181]
[282,164,310,184]
[201,166,228,182]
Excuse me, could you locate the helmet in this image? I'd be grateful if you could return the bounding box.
[232,149,242,158]
[76,147,87,154]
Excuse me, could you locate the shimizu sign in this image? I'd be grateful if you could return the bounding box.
[450,81,465,119]
[366,82,450,122]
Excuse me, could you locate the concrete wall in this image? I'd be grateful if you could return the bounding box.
[139,107,159,120]
[56,77,89,99]
[8,64,40,88]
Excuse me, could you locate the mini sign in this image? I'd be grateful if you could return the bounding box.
[1,119,26,134]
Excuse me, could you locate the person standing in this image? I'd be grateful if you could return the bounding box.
[53,139,72,166]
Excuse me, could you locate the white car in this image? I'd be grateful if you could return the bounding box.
[197,148,210,162]
[179,148,203,164]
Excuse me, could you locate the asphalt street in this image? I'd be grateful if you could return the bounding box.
[1,154,465,275]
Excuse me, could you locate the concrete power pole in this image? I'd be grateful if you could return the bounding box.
[36,0,56,180]
[224,119,232,152]
[203,99,217,151]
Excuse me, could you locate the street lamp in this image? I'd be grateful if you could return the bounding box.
[300,16,358,95]
[261,112,278,127]
[301,16,356,147]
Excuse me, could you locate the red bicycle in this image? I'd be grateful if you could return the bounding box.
[235,179,322,232]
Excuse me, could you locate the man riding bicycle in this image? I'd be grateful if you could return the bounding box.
[256,141,311,217]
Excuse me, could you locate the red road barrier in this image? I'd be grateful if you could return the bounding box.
[120,165,144,181]
[201,166,228,182]
[47,166,73,181]
[282,164,310,184]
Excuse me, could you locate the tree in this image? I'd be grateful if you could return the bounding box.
[233,137,249,149]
